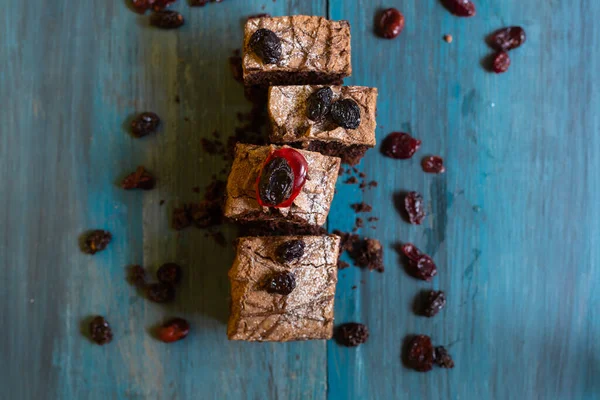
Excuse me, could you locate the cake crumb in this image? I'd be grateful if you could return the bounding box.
[444,34,453,43]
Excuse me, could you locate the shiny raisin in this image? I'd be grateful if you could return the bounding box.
[441,0,476,17]
[157,263,182,285]
[128,265,147,287]
[89,316,113,345]
[150,10,184,29]
[381,132,421,159]
[434,346,455,368]
[401,243,422,262]
[121,166,156,190]
[492,52,511,73]
[264,272,296,295]
[275,240,305,263]
[377,8,405,39]
[307,87,333,122]
[258,158,293,207]
[331,99,361,129]
[406,335,434,372]
[404,191,425,224]
[82,230,112,255]
[421,156,446,173]
[424,290,446,317]
[488,26,526,51]
[249,28,282,64]
[401,243,438,281]
[131,112,160,137]
[335,323,369,347]
[158,318,190,343]
[146,282,175,303]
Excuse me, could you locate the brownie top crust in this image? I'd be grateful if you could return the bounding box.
[228,235,340,341]
[243,16,352,79]
[224,143,341,227]
[268,85,378,147]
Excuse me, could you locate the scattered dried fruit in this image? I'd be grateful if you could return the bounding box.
[434,346,455,368]
[256,148,308,208]
[157,263,182,285]
[146,282,175,303]
[331,99,361,129]
[307,87,333,122]
[406,335,434,372]
[128,265,147,287]
[421,156,446,173]
[121,166,156,190]
[264,272,296,295]
[89,316,113,345]
[83,230,112,255]
[441,0,476,17]
[488,26,526,51]
[336,323,369,347]
[492,51,511,73]
[401,243,438,281]
[249,28,282,64]
[131,112,160,137]
[381,132,421,159]
[404,191,425,224]
[150,10,184,29]
[158,318,190,343]
[275,240,305,263]
[424,290,446,317]
[377,8,405,39]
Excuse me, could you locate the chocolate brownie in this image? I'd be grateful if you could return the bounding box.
[268,85,378,165]
[224,143,341,227]
[243,16,352,86]
[228,235,340,341]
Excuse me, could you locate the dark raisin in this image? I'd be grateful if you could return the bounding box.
[172,204,194,230]
[434,346,455,368]
[83,230,112,255]
[330,99,361,129]
[406,335,434,372]
[441,0,476,17]
[146,282,176,303]
[89,316,113,345]
[401,244,438,281]
[404,191,425,224]
[131,112,160,137]
[150,10,184,29]
[264,272,296,295]
[191,200,222,229]
[401,243,422,262]
[424,290,446,317]
[335,323,369,347]
[422,156,446,173]
[158,318,190,343]
[492,52,511,73]
[128,265,147,287]
[249,28,282,64]
[157,263,182,285]
[381,132,421,159]
[377,8,405,39]
[275,240,305,263]
[488,26,526,51]
[307,87,333,122]
[121,166,156,190]
[258,157,294,207]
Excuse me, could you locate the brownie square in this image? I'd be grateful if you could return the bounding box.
[268,85,378,165]
[223,143,341,227]
[243,16,352,86]
[228,235,340,341]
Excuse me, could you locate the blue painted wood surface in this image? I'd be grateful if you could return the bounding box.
[1,0,599,399]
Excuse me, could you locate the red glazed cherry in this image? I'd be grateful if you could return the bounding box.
[158,318,190,343]
[492,52,511,73]
[421,156,446,173]
[381,132,421,159]
[256,148,308,208]
[377,8,405,39]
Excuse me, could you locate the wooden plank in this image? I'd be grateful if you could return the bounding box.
[327,0,600,399]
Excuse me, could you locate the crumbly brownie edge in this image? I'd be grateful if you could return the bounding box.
[244,71,345,86]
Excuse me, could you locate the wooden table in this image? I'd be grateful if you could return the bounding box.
[2,1,598,399]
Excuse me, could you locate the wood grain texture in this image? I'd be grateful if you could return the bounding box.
[1,0,598,399]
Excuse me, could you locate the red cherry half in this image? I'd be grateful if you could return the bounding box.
[256,148,308,208]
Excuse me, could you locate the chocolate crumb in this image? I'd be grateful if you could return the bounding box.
[192,186,201,193]
[127,265,147,287]
[367,216,379,222]
[355,217,364,228]
[344,176,358,184]
[358,172,366,178]
[174,95,180,103]
[159,200,165,206]
[368,181,378,188]
[351,202,373,213]
[444,34,453,43]
[351,285,357,290]
[82,230,112,255]
[335,323,369,347]
[338,260,350,269]
[333,230,384,272]
[434,346,455,368]
[121,166,156,190]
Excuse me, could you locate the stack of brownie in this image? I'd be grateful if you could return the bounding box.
[225,15,378,342]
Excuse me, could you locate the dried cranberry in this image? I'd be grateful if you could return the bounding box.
[424,290,446,317]
[335,323,369,347]
[401,243,422,262]
[404,191,425,224]
[488,26,526,51]
[264,272,296,295]
[434,346,455,368]
[121,166,156,190]
[492,52,511,73]
[249,28,282,64]
[131,112,160,137]
[307,87,333,122]
[401,243,438,281]
[157,263,182,285]
[421,156,446,173]
[89,316,113,345]
[146,282,175,303]
[150,10,184,29]
[275,240,305,263]
[381,132,421,159]
[256,148,308,208]
[406,335,434,372]
[441,0,476,17]
[331,99,361,129]
[377,8,405,39]
[128,265,147,287]
[158,318,190,343]
[83,230,112,255]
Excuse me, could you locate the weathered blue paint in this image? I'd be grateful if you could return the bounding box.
[1,0,598,399]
